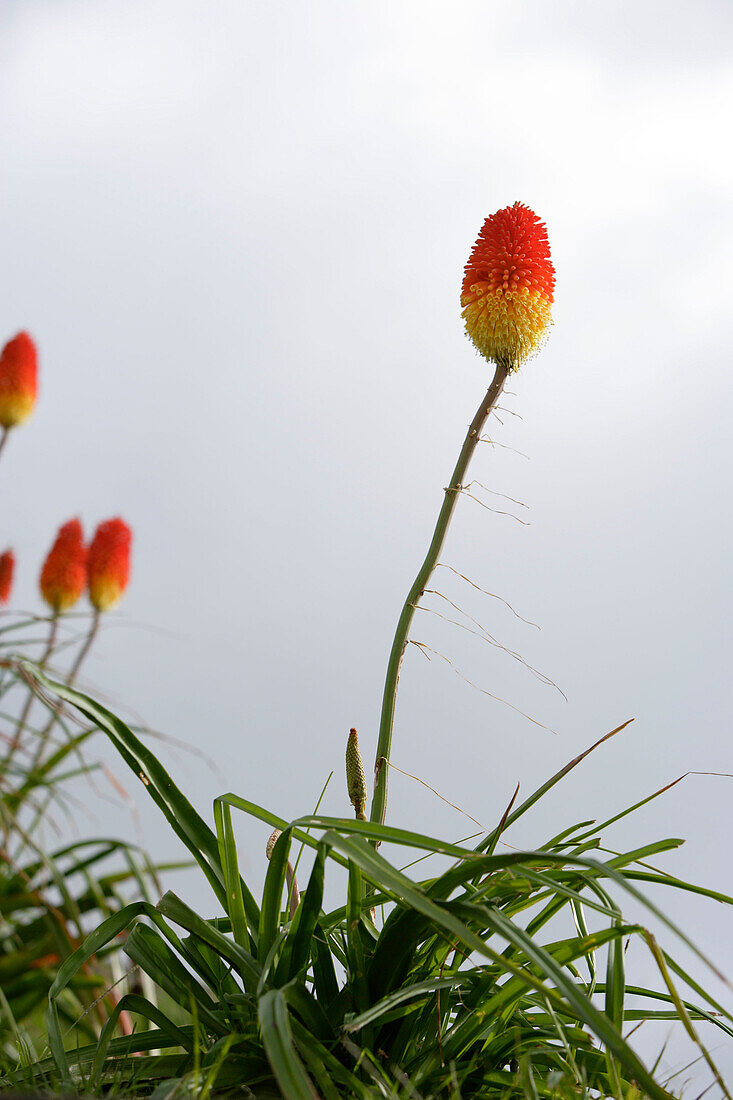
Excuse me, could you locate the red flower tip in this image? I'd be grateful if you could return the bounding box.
[461,202,555,371]
[0,332,38,429]
[88,518,132,612]
[0,549,15,605]
[40,519,87,612]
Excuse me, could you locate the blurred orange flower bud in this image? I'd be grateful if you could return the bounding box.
[88,518,132,611]
[40,519,87,612]
[0,332,38,429]
[461,202,555,371]
[0,549,15,605]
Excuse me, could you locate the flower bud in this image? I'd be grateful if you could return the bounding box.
[461,202,554,371]
[0,549,14,605]
[266,828,281,860]
[88,517,132,611]
[40,520,87,612]
[346,727,368,820]
[0,332,38,429]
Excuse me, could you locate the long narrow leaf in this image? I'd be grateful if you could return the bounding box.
[27,667,228,908]
[319,829,674,1100]
[259,828,293,965]
[213,795,259,944]
[258,988,320,1100]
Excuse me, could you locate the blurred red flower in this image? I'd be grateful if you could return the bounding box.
[0,332,38,429]
[0,549,14,605]
[40,519,87,612]
[88,518,132,611]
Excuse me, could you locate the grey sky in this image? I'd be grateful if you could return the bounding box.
[1,0,732,1081]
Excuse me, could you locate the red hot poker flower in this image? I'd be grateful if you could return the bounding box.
[88,518,132,611]
[40,520,87,612]
[0,332,38,429]
[461,202,555,371]
[0,550,14,605]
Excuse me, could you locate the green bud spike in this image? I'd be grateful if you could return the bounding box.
[266,828,281,860]
[346,727,368,821]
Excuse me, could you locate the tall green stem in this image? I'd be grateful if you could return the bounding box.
[370,362,508,829]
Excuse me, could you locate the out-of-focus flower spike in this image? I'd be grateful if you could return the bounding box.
[88,517,132,612]
[40,520,87,613]
[346,727,368,821]
[0,332,38,429]
[461,202,555,371]
[0,549,15,605]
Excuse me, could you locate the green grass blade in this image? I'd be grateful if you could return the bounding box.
[215,793,350,871]
[125,923,225,1035]
[320,829,675,1100]
[92,993,190,1088]
[258,988,320,1100]
[277,841,326,985]
[213,795,258,945]
[604,920,625,1031]
[346,859,369,1017]
[157,890,261,993]
[27,667,227,907]
[46,901,153,1082]
[259,827,293,965]
[310,922,340,1013]
[345,975,467,1032]
[475,720,634,852]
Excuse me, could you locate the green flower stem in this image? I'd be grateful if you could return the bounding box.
[30,608,101,771]
[7,613,58,756]
[370,362,508,830]
[65,607,101,688]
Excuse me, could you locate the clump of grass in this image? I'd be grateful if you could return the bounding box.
[13,671,731,1099]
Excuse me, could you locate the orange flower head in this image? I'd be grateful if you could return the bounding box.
[461,202,555,371]
[0,332,38,428]
[40,519,87,612]
[88,518,132,611]
[0,550,15,605]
